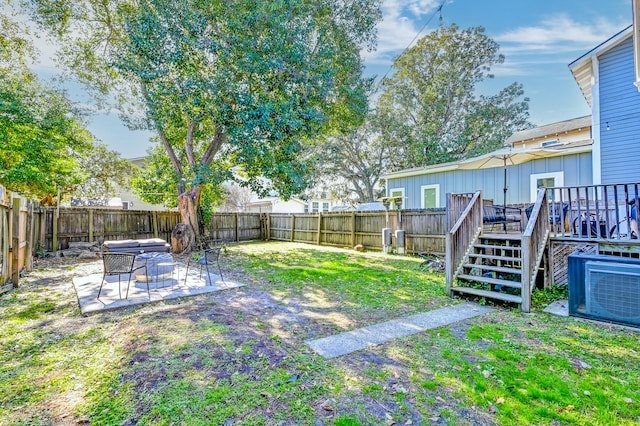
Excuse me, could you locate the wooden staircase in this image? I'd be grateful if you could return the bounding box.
[452,234,524,305]
[445,190,552,312]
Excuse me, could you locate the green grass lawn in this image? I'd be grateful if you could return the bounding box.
[1,241,639,425]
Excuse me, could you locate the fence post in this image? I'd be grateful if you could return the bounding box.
[235,213,239,242]
[25,202,34,272]
[39,208,46,251]
[290,215,296,242]
[11,197,20,287]
[445,193,453,231]
[1,208,8,284]
[316,213,322,245]
[152,211,159,238]
[88,209,94,242]
[52,208,59,255]
[351,211,356,248]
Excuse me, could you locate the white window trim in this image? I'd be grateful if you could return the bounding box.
[389,187,405,209]
[530,171,564,202]
[420,184,440,208]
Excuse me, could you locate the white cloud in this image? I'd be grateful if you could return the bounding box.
[494,15,627,53]
[363,0,441,63]
[490,15,628,78]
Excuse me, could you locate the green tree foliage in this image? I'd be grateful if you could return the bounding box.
[74,142,135,199]
[0,12,87,198]
[25,0,381,228]
[0,12,136,202]
[310,114,389,203]
[0,73,89,198]
[378,25,531,169]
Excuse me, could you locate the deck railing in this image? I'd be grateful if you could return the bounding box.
[520,189,550,312]
[546,182,640,241]
[445,192,483,296]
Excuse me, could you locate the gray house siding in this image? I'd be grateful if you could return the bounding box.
[599,37,640,184]
[387,152,592,209]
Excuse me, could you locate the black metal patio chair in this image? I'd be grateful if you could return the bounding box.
[184,246,224,286]
[98,253,149,300]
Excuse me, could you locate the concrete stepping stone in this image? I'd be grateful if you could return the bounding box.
[305,302,494,359]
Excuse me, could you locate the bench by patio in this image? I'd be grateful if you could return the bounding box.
[102,238,171,254]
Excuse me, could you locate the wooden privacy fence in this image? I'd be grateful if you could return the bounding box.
[44,208,446,255]
[269,209,446,254]
[0,187,45,289]
[44,208,181,251]
[44,209,266,251]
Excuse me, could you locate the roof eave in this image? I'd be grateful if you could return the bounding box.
[569,26,633,107]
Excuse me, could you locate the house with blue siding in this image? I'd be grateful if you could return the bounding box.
[384,21,640,210]
[569,25,640,185]
[383,116,593,209]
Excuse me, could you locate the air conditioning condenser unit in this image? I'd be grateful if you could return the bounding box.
[568,252,640,328]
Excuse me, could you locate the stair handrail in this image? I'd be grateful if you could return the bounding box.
[520,188,551,312]
[446,191,483,296]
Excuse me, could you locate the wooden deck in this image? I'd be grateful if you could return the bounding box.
[445,184,640,312]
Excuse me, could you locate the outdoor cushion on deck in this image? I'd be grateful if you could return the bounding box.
[102,238,170,253]
[137,238,168,247]
[103,239,139,249]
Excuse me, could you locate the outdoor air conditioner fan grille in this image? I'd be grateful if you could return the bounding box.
[585,262,640,325]
[588,271,640,318]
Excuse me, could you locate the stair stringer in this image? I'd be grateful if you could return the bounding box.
[452,226,483,283]
[523,229,550,293]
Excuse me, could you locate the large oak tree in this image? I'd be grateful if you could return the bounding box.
[310,115,390,203]
[26,0,381,249]
[378,24,531,169]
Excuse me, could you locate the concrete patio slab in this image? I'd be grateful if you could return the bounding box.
[72,265,245,314]
[305,302,494,359]
[543,299,569,317]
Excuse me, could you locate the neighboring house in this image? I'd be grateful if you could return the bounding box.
[383,116,593,209]
[245,196,308,213]
[569,24,640,185]
[245,196,337,214]
[304,198,335,213]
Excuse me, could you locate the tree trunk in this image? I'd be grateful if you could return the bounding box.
[171,223,195,254]
[172,188,202,253]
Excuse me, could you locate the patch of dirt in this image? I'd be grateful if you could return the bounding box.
[8,255,498,425]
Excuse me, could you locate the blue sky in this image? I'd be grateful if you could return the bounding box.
[10,0,634,158]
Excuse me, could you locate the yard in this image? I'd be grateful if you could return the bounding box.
[1,241,639,425]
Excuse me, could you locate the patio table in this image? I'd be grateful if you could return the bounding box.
[133,252,176,283]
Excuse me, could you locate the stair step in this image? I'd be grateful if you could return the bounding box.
[481,234,522,240]
[457,274,522,289]
[474,243,522,251]
[468,253,521,262]
[451,286,523,304]
[462,264,522,275]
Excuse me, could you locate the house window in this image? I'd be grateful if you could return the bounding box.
[530,172,564,202]
[322,202,329,212]
[389,188,405,209]
[312,202,319,213]
[420,184,440,208]
[122,201,131,210]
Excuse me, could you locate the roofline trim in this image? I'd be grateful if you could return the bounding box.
[569,25,632,70]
